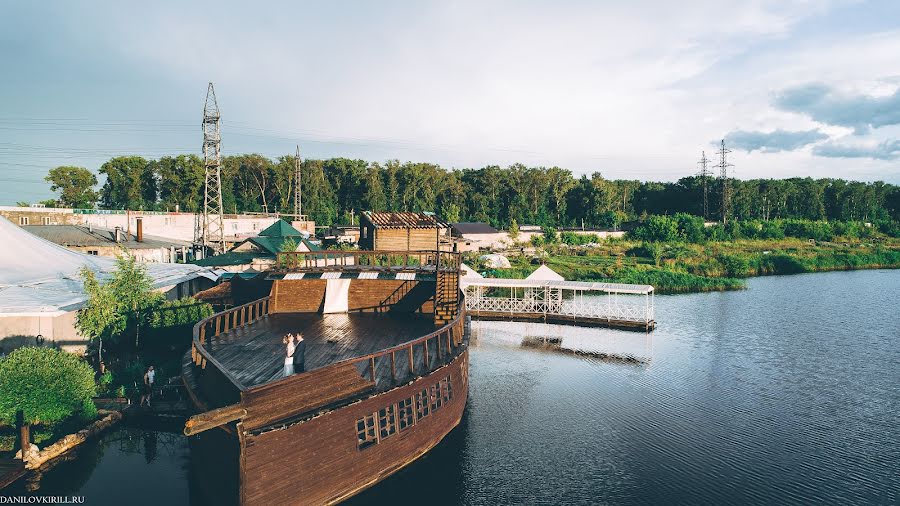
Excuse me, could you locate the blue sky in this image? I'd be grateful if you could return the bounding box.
[1,0,900,204]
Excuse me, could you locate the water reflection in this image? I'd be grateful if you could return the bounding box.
[471,319,654,365]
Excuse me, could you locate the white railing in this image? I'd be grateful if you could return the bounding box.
[464,284,654,325]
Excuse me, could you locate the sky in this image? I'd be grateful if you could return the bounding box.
[1,0,900,205]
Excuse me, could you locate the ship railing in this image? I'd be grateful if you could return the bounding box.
[187,289,467,434]
[275,250,460,273]
[234,294,467,432]
[190,296,272,392]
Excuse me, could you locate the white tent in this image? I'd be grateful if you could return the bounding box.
[0,216,215,315]
[525,264,565,281]
[478,254,511,269]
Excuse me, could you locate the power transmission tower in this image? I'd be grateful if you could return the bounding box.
[201,82,225,254]
[716,139,733,224]
[294,145,302,218]
[697,150,711,219]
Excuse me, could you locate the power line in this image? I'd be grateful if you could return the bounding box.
[716,139,733,224]
[697,150,711,220]
[200,83,225,254]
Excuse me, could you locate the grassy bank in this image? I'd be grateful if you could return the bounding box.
[474,237,900,294]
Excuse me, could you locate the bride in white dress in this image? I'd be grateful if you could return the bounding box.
[283,334,296,376]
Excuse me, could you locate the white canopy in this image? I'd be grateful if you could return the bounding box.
[526,264,565,281]
[0,217,216,315]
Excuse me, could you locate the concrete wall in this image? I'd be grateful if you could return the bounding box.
[459,232,512,251]
[0,207,279,243]
[69,245,182,263]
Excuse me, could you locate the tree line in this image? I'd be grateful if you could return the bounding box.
[42,154,900,228]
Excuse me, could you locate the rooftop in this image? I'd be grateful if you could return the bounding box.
[22,224,192,249]
[451,222,500,235]
[361,211,448,229]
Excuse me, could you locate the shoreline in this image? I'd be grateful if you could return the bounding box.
[481,238,900,295]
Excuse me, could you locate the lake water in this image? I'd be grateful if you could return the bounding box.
[8,269,899,505]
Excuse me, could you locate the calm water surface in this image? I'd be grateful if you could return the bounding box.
[10,270,900,505]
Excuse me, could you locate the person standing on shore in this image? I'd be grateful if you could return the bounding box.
[284,334,296,376]
[140,365,155,407]
[294,333,306,373]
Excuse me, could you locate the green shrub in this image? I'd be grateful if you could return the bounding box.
[718,253,752,277]
[705,223,730,241]
[147,298,214,329]
[560,232,599,246]
[781,219,834,241]
[759,221,785,239]
[740,220,763,239]
[543,227,559,244]
[0,347,97,425]
[674,213,705,242]
[631,215,680,242]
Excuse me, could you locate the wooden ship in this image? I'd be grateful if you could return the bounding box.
[182,248,466,505]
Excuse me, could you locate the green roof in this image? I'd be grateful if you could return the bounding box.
[259,219,303,238]
[247,236,322,256]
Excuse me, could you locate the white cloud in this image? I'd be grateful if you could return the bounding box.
[2,0,899,183]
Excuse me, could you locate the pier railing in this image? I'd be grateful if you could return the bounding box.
[275,250,460,273]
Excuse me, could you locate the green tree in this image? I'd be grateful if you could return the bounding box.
[76,267,123,363]
[631,215,681,242]
[280,237,299,253]
[508,218,520,240]
[45,166,98,208]
[674,213,705,243]
[363,164,387,211]
[0,347,97,426]
[155,155,204,212]
[99,156,155,209]
[76,252,163,352]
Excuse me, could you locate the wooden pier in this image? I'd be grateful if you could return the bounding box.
[463,278,656,331]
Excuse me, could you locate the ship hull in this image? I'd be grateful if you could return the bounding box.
[229,348,468,505]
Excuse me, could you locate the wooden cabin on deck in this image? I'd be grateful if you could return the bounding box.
[358,211,451,251]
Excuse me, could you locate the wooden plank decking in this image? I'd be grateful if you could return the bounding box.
[0,458,26,490]
[204,313,437,390]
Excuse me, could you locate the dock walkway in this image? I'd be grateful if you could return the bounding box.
[462,277,656,331]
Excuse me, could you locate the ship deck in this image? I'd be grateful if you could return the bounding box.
[203,313,438,390]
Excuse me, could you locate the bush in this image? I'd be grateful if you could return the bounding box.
[781,219,834,241]
[0,347,97,425]
[705,224,731,241]
[718,253,752,277]
[543,227,559,244]
[674,213,705,242]
[560,232,599,246]
[759,221,784,239]
[631,215,680,242]
[147,298,214,330]
[739,220,763,239]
